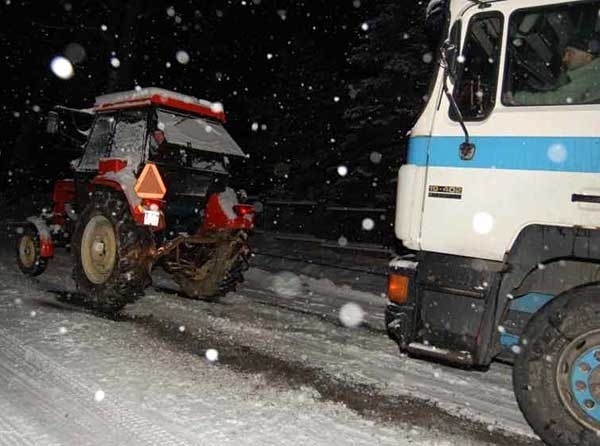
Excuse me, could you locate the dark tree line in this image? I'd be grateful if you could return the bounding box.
[0,0,435,216]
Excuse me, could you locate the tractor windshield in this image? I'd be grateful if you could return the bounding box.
[156,109,245,158]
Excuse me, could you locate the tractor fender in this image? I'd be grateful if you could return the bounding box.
[91,169,167,230]
[91,170,141,210]
[25,216,54,258]
[51,179,76,226]
[202,187,254,232]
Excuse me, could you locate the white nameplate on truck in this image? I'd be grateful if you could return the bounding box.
[143,210,160,226]
[428,185,463,200]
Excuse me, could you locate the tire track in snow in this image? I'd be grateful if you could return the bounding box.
[0,328,191,446]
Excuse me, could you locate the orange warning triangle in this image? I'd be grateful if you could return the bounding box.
[135,163,167,199]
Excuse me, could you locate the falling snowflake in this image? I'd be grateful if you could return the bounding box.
[94,390,105,402]
[30,310,37,317]
[50,56,74,79]
[472,211,494,235]
[337,165,348,177]
[369,151,382,164]
[205,348,219,362]
[360,22,369,31]
[333,96,340,102]
[179,325,186,332]
[362,218,375,231]
[338,236,348,247]
[101,24,107,31]
[547,143,567,164]
[422,52,433,63]
[110,57,120,68]
[166,6,176,17]
[267,53,273,60]
[251,122,259,132]
[58,326,68,335]
[176,50,190,64]
[272,271,303,298]
[339,302,364,328]
[277,9,287,20]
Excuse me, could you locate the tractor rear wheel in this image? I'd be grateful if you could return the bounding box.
[72,191,154,311]
[16,224,48,276]
[165,235,249,301]
[175,252,248,300]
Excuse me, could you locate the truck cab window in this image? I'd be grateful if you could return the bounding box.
[452,12,503,120]
[503,1,600,106]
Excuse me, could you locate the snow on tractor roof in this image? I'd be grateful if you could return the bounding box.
[93,87,226,122]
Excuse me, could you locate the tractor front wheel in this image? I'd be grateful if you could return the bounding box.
[16,225,48,276]
[72,191,154,311]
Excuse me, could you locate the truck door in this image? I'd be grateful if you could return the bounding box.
[419,0,600,263]
[419,9,505,261]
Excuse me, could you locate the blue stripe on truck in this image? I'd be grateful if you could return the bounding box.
[407,136,600,173]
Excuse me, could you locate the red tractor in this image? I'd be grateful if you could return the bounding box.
[16,88,254,310]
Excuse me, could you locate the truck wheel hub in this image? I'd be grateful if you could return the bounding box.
[557,329,600,429]
[81,215,117,285]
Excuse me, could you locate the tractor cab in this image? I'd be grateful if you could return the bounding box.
[72,88,247,235]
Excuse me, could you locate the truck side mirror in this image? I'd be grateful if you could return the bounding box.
[46,111,59,134]
[459,141,476,160]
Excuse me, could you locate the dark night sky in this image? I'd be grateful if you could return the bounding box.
[0,0,433,213]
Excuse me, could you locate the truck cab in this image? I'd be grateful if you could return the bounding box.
[386,0,600,443]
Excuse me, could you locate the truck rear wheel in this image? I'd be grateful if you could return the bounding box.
[513,286,600,446]
[72,191,154,311]
[16,225,48,277]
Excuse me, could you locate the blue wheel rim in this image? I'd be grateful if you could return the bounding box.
[570,347,600,423]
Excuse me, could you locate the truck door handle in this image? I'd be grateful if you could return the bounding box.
[572,194,600,204]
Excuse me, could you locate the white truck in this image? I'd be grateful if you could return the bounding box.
[385,0,600,444]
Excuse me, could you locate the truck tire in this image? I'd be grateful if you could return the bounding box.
[513,285,600,446]
[16,225,48,276]
[71,191,154,311]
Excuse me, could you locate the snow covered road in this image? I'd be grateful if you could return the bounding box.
[0,243,542,446]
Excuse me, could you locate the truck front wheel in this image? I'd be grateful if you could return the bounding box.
[513,286,600,446]
[72,191,154,311]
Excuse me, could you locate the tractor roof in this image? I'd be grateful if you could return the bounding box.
[93,87,226,122]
